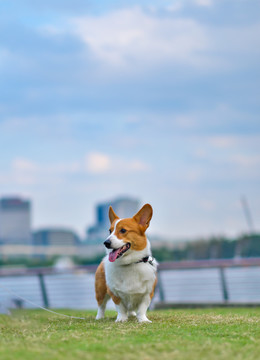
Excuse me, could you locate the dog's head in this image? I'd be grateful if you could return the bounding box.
[104,204,153,263]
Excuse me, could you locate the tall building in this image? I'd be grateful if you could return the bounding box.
[0,197,31,245]
[33,228,80,247]
[87,197,140,243]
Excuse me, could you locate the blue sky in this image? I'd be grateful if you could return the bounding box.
[0,0,259,239]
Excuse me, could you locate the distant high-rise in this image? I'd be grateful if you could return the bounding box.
[87,197,140,243]
[33,228,80,247]
[0,197,31,245]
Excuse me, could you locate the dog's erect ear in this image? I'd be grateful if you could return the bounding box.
[109,206,119,224]
[133,204,153,231]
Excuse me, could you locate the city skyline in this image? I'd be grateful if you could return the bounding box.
[0,1,259,239]
[0,194,257,242]
[0,195,141,243]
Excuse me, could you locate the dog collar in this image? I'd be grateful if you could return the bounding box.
[136,256,155,266]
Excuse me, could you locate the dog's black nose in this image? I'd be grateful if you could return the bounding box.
[104,239,112,249]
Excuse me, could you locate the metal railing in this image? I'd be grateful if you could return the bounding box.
[153,257,260,308]
[0,258,260,311]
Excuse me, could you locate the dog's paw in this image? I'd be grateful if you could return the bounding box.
[137,316,152,323]
[115,315,128,322]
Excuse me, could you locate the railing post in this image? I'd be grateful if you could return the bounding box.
[38,273,49,308]
[157,270,165,303]
[219,267,229,302]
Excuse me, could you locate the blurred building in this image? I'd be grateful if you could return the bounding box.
[0,197,31,245]
[33,228,80,247]
[86,197,140,244]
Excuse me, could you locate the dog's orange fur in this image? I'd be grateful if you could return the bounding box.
[150,278,157,299]
[95,261,121,305]
[107,286,121,305]
[95,261,107,306]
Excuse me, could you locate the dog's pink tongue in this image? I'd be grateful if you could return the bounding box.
[109,249,121,262]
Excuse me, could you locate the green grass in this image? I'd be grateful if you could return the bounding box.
[0,308,260,360]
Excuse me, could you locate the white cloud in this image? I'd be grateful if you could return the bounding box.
[0,154,150,186]
[230,154,260,167]
[208,136,239,149]
[12,158,38,172]
[0,157,82,186]
[11,158,81,175]
[166,2,183,13]
[85,152,111,174]
[194,0,213,7]
[168,0,214,9]
[128,160,150,172]
[66,6,260,75]
[170,104,258,133]
[85,151,150,175]
[192,133,260,164]
[205,134,260,152]
[71,7,209,70]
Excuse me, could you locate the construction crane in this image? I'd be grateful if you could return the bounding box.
[241,196,254,234]
[234,196,255,258]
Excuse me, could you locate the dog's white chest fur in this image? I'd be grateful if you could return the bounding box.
[104,255,157,311]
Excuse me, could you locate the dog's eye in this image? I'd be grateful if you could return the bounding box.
[120,228,127,234]
[109,229,112,234]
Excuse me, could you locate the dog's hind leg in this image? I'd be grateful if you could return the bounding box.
[95,262,110,320]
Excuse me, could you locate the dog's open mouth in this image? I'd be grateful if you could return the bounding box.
[108,243,131,262]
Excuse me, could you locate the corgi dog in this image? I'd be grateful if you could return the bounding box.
[95,204,157,323]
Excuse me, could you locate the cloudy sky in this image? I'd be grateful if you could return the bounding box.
[0,0,259,239]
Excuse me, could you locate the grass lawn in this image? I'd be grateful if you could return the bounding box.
[0,308,260,360]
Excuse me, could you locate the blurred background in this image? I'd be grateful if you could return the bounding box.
[0,0,259,312]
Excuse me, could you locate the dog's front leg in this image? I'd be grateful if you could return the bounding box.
[137,295,152,323]
[115,303,128,322]
[96,294,110,320]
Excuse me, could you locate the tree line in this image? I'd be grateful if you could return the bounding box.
[0,233,259,267]
[152,233,260,262]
